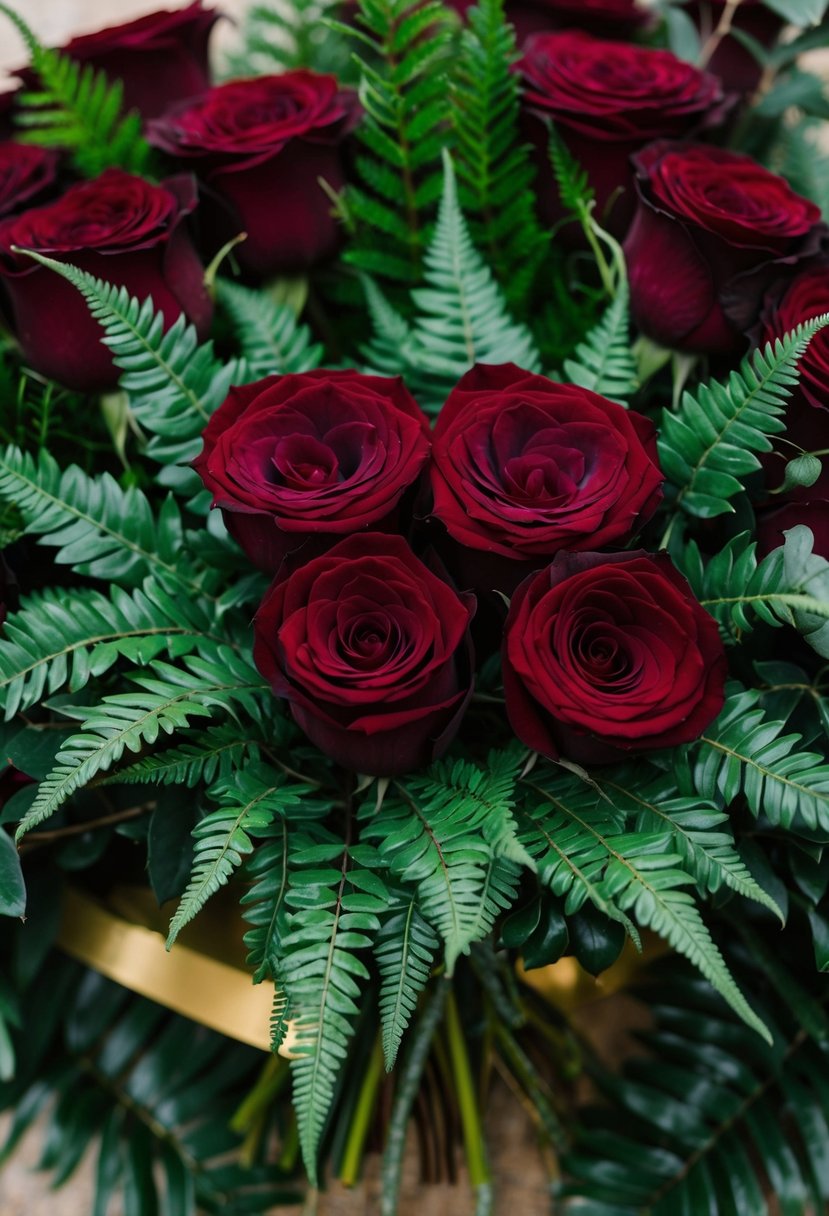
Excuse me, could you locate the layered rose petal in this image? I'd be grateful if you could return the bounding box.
[0,168,210,392]
[625,141,825,353]
[430,364,662,591]
[148,72,360,276]
[195,370,431,572]
[0,143,59,219]
[502,551,727,764]
[254,533,475,775]
[760,265,829,411]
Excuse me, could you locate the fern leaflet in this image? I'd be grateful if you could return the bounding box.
[216,279,324,379]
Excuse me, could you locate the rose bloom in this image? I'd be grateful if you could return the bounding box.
[148,72,360,277]
[0,142,59,219]
[517,32,726,236]
[503,550,727,765]
[195,370,430,573]
[254,533,475,776]
[30,3,219,121]
[625,141,824,354]
[0,168,211,392]
[760,266,829,411]
[683,0,783,94]
[429,364,663,593]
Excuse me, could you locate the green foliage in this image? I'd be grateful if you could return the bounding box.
[16,644,268,839]
[222,0,350,78]
[0,3,152,177]
[167,763,310,948]
[0,830,25,918]
[103,723,261,789]
[341,0,455,286]
[0,580,214,720]
[658,318,829,518]
[682,685,829,836]
[450,0,547,307]
[559,958,829,1216]
[362,154,542,410]
[375,895,439,1070]
[776,118,829,220]
[562,277,638,404]
[216,279,324,379]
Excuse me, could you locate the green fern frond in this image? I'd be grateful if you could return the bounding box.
[0,4,151,177]
[562,276,638,404]
[102,724,260,790]
[16,645,268,839]
[0,446,208,594]
[167,763,309,948]
[16,253,247,478]
[216,279,324,379]
[685,685,829,836]
[222,0,350,78]
[0,580,213,721]
[375,895,439,1070]
[659,317,829,519]
[450,0,547,307]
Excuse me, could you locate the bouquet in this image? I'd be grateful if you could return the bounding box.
[1,0,829,1211]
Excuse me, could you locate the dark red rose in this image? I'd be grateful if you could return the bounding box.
[194,370,431,573]
[756,500,829,560]
[625,141,824,354]
[502,550,727,765]
[429,364,663,593]
[0,142,59,218]
[684,0,783,94]
[0,168,211,393]
[147,72,360,277]
[253,533,475,776]
[517,32,726,236]
[760,266,829,411]
[32,3,219,121]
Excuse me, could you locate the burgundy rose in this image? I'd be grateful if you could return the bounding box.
[253,533,475,776]
[429,364,663,593]
[194,370,431,573]
[757,501,829,560]
[502,550,727,765]
[684,0,783,95]
[517,32,726,236]
[0,142,59,218]
[28,3,219,121]
[625,141,824,354]
[148,72,360,277]
[760,266,829,411]
[0,168,211,393]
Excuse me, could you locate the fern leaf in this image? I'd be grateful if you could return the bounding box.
[563,277,638,404]
[0,580,213,720]
[101,724,260,790]
[0,3,151,176]
[222,0,350,78]
[659,318,829,518]
[375,896,439,1070]
[216,279,324,379]
[167,763,307,947]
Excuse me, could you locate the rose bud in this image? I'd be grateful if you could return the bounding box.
[254,533,475,776]
[759,265,829,412]
[625,141,824,354]
[194,370,431,573]
[0,142,59,219]
[682,0,783,95]
[756,500,829,560]
[147,72,360,277]
[516,32,727,237]
[0,168,211,393]
[429,364,663,594]
[502,550,727,766]
[23,3,219,121]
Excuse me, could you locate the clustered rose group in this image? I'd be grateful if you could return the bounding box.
[0,0,826,777]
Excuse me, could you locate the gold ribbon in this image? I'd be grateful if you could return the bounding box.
[56,885,297,1056]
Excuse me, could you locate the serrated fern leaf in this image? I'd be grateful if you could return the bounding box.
[222,0,350,78]
[659,318,829,518]
[167,763,307,947]
[375,896,439,1071]
[0,3,151,176]
[686,686,829,835]
[451,0,547,307]
[0,580,212,720]
[0,446,205,593]
[15,253,246,474]
[216,279,323,379]
[102,724,260,790]
[562,277,638,404]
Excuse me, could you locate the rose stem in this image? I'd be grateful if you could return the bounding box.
[698,0,746,70]
[338,1035,384,1186]
[444,987,494,1213]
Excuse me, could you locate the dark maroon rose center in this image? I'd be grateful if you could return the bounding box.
[573,619,638,687]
